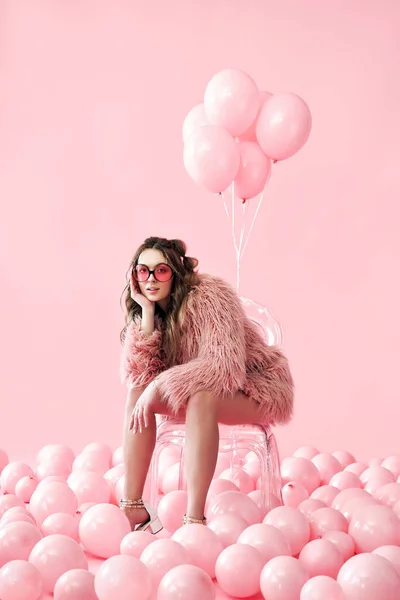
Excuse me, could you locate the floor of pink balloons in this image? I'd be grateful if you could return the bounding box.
[83,542,264,600]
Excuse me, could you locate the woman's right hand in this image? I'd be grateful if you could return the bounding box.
[130,274,155,311]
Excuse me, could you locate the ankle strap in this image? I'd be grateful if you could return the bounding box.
[183,514,207,525]
[119,498,144,509]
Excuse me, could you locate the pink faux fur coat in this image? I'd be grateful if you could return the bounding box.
[120,274,294,425]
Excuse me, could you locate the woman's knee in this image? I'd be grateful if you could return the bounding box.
[187,390,218,416]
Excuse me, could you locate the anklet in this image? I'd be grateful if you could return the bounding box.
[119,498,145,509]
[182,514,207,525]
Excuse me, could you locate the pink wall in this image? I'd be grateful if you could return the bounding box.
[0,0,399,463]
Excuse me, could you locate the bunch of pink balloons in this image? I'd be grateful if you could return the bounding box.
[183,68,312,199]
[3,443,400,599]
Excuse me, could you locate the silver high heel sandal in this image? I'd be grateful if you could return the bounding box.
[119,498,163,534]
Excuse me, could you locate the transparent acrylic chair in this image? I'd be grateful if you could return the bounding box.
[149,418,283,513]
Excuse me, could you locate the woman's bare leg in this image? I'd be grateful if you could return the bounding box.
[184,390,265,521]
[122,386,158,527]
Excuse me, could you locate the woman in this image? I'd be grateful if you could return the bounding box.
[120,236,294,532]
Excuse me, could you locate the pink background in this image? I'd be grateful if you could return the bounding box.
[0,1,399,463]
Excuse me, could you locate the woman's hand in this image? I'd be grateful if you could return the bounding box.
[129,381,159,434]
[130,273,155,311]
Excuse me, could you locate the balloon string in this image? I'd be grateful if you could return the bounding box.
[239,168,271,261]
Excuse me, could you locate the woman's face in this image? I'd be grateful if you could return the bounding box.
[134,248,174,309]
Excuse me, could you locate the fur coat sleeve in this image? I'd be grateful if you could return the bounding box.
[154,275,247,413]
[120,317,165,389]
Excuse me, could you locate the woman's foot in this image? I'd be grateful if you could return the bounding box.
[119,498,163,534]
[121,505,150,531]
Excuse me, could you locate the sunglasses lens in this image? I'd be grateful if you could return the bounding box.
[134,266,150,282]
[155,264,173,282]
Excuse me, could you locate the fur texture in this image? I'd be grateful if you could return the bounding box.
[120,317,165,389]
[120,274,294,425]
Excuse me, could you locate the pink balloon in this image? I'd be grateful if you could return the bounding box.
[120,530,154,558]
[172,524,223,578]
[363,467,395,494]
[219,467,254,494]
[104,465,125,505]
[15,476,38,503]
[157,490,187,533]
[299,539,343,578]
[282,482,309,508]
[344,462,368,476]
[184,125,240,193]
[260,556,308,600]
[298,498,327,520]
[0,522,42,566]
[29,534,87,594]
[41,513,79,541]
[238,523,291,562]
[206,491,261,525]
[72,452,108,475]
[256,93,312,161]
[323,531,355,562]
[213,453,231,478]
[208,514,248,547]
[309,507,349,539]
[112,446,123,467]
[281,457,321,494]
[67,470,110,505]
[215,543,264,598]
[35,475,67,492]
[349,503,400,552]
[0,496,25,519]
[81,443,112,468]
[94,554,151,600]
[79,503,131,559]
[340,493,378,522]
[375,482,400,506]
[141,539,189,589]
[29,482,78,526]
[310,484,340,505]
[239,91,273,141]
[293,446,319,460]
[54,568,97,600]
[311,453,342,485]
[382,456,400,478]
[243,457,262,482]
[369,456,383,467]
[331,451,356,469]
[36,455,72,481]
[0,560,43,600]
[160,462,181,495]
[182,104,209,143]
[0,462,34,494]
[337,553,400,600]
[300,576,345,600]
[360,465,394,486]
[36,445,74,467]
[264,506,310,555]
[373,545,400,576]
[207,478,239,500]
[248,490,280,518]
[157,564,215,600]
[330,471,361,490]
[332,487,373,511]
[204,69,260,137]
[233,141,271,200]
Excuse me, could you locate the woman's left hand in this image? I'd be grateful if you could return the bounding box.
[129,381,159,434]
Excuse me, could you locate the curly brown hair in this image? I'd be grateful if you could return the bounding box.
[120,237,199,367]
